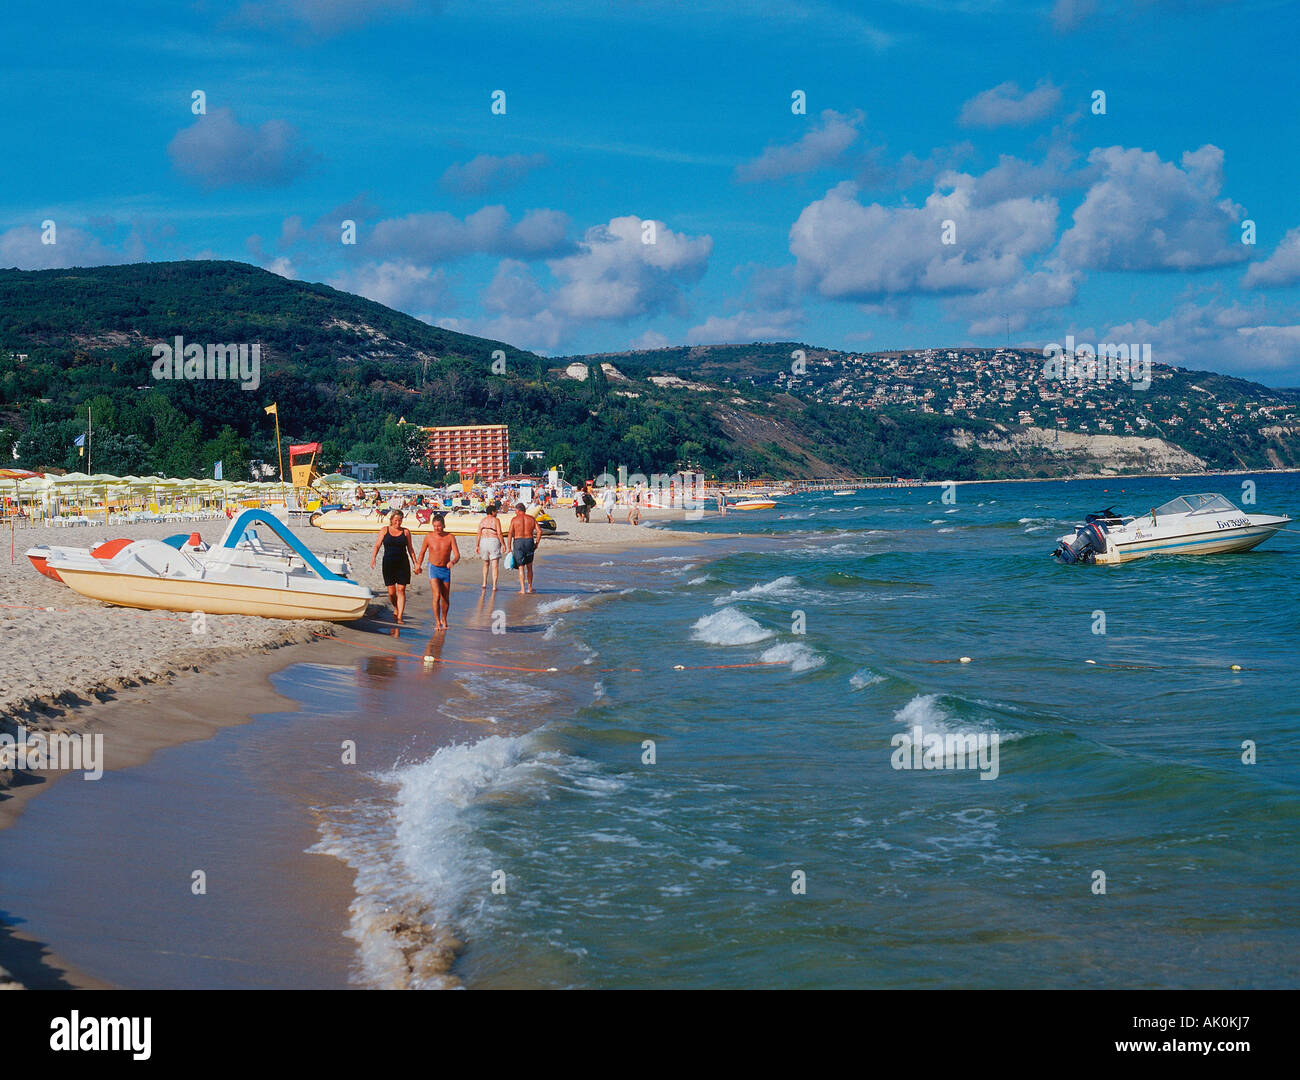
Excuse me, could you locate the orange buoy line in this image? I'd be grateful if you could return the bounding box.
[922,656,1252,671]
[313,631,792,675]
[312,630,560,673]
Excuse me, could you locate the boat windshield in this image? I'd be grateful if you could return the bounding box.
[1150,493,1238,518]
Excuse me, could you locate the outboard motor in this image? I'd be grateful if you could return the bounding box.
[1054,521,1108,564]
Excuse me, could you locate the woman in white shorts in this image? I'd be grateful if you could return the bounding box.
[476,503,506,591]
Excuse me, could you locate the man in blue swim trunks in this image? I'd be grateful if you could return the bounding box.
[507,501,542,594]
[414,513,461,629]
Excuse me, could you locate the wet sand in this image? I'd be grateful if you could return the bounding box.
[0,530,726,989]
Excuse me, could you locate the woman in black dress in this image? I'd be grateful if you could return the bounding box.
[369,510,419,624]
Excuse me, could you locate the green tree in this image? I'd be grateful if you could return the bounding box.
[15,421,78,471]
[91,431,150,475]
[199,425,250,481]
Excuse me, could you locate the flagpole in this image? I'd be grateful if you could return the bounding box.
[87,405,92,476]
[274,409,284,503]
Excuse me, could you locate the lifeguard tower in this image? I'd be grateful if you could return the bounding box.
[289,442,323,491]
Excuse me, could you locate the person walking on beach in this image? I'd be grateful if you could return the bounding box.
[602,485,617,523]
[627,487,642,525]
[475,503,506,591]
[370,510,418,624]
[414,513,460,629]
[508,501,541,594]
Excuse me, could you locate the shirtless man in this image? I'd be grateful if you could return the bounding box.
[507,501,542,594]
[414,513,460,628]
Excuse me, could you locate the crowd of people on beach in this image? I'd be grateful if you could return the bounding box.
[358,475,706,629]
[369,501,544,628]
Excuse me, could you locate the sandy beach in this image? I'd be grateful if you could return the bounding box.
[0,509,710,723]
[0,506,729,989]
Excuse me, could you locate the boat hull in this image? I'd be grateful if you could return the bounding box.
[55,567,370,621]
[26,552,61,582]
[1096,522,1286,563]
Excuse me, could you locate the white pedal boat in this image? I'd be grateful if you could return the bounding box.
[40,509,372,620]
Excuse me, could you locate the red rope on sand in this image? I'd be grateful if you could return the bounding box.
[0,602,189,623]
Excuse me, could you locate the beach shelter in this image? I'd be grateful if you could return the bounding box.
[289,442,323,489]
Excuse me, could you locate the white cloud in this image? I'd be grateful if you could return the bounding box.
[331,261,453,321]
[735,109,864,183]
[1243,226,1300,289]
[447,216,713,351]
[547,216,712,321]
[264,256,297,279]
[440,153,549,197]
[481,258,549,315]
[168,107,312,188]
[1104,300,1300,380]
[437,309,567,353]
[958,81,1062,128]
[1057,145,1248,272]
[789,178,1057,301]
[969,144,1094,206]
[687,308,804,344]
[951,265,1081,335]
[365,206,571,263]
[0,224,124,269]
[630,329,672,350]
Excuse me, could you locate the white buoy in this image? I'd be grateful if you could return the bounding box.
[1230,664,1242,671]
[673,664,685,670]
[959,656,972,664]
[1085,660,1097,665]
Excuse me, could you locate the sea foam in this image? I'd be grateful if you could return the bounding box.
[760,641,826,672]
[691,607,774,645]
[850,668,884,690]
[712,575,800,606]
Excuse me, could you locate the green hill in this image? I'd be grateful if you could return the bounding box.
[1,260,1293,482]
[0,261,984,481]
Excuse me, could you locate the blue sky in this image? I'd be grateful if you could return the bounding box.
[3,0,1300,384]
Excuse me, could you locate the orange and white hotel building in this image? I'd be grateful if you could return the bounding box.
[421,423,510,481]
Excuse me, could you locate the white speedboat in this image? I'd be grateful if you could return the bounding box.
[832,489,856,496]
[1053,493,1290,564]
[40,509,372,620]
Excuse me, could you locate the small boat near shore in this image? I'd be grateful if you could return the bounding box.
[38,509,372,620]
[728,499,777,511]
[1053,493,1290,564]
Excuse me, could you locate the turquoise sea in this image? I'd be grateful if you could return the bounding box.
[323,472,1300,988]
[2,474,1297,988]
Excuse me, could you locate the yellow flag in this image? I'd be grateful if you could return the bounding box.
[264,403,278,415]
